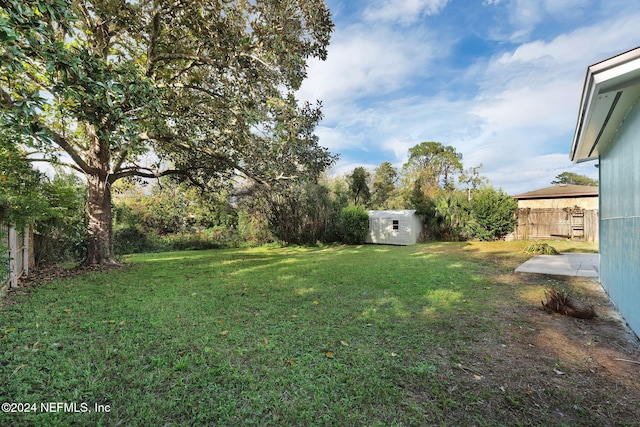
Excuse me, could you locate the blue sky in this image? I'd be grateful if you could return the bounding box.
[296,0,640,195]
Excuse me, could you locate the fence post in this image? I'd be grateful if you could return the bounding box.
[9,226,17,288]
[23,227,29,276]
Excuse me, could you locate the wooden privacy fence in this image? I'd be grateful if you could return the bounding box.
[511,207,598,242]
[1,222,32,295]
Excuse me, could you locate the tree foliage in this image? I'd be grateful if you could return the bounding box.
[370,161,398,209]
[34,171,88,264]
[430,192,472,241]
[347,166,371,206]
[338,205,369,245]
[469,187,517,241]
[247,181,338,245]
[1,0,335,264]
[403,142,463,196]
[551,172,598,186]
[0,128,48,227]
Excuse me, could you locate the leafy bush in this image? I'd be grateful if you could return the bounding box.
[524,242,559,255]
[33,173,88,265]
[469,187,517,241]
[339,205,369,245]
[430,192,472,241]
[113,227,155,255]
[250,182,338,245]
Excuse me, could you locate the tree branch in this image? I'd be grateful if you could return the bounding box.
[49,129,92,174]
[27,158,85,174]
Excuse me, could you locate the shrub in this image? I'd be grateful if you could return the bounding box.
[469,187,517,241]
[339,205,369,245]
[113,227,155,255]
[524,242,559,255]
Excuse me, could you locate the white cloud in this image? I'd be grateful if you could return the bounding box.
[496,12,640,68]
[363,0,450,24]
[298,24,437,106]
[305,2,639,195]
[495,0,594,41]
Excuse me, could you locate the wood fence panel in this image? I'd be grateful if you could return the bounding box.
[512,208,598,242]
[1,223,31,294]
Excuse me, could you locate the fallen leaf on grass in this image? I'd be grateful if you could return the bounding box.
[340,340,349,347]
[325,351,334,358]
[285,359,297,365]
[313,301,319,305]
[218,320,225,325]
[474,374,483,381]
[219,330,229,336]
[63,309,72,313]
[10,364,27,377]
[5,327,16,333]
[262,337,268,346]
[178,349,188,356]
[391,352,398,357]
[553,368,565,375]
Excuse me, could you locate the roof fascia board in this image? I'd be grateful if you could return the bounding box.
[571,47,640,163]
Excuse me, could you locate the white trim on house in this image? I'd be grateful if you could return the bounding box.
[571,47,640,163]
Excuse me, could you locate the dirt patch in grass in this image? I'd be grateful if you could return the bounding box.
[2,263,124,307]
[446,242,640,426]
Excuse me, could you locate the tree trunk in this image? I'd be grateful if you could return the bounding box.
[84,125,116,265]
[85,172,115,265]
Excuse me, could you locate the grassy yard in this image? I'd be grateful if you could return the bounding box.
[2,241,639,426]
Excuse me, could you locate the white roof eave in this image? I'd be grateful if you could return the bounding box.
[571,47,640,163]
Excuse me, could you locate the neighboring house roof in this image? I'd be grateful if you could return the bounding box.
[367,210,417,218]
[571,46,640,163]
[512,184,598,200]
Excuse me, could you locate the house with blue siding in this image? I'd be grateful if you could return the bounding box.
[570,47,640,336]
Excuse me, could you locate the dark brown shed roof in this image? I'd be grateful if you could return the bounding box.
[512,184,598,200]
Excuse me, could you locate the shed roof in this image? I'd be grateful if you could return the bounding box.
[571,46,640,163]
[512,184,598,200]
[367,210,417,218]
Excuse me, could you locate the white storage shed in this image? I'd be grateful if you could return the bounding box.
[366,210,423,246]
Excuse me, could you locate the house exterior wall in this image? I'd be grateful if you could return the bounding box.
[517,197,598,210]
[598,99,640,335]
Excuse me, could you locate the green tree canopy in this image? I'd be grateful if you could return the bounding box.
[370,161,398,209]
[347,166,371,206]
[1,0,334,264]
[0,127,49,227]
[403,142,463,196]
[551,172,598,186]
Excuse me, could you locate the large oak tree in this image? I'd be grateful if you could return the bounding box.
[1,0,334,264]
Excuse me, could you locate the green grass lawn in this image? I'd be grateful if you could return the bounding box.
[3,240,639,426]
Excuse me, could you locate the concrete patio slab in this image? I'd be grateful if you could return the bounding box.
[515,253,599,277]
